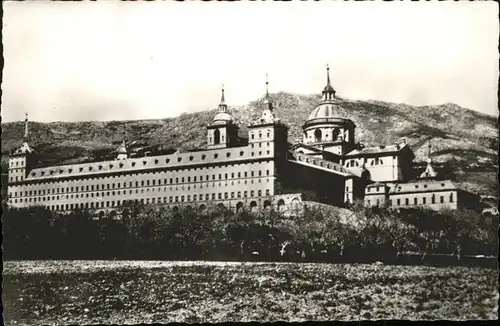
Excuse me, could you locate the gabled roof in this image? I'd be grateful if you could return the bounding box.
[389,179,457,194]
[345,142,408,157]
[290,143,323,153]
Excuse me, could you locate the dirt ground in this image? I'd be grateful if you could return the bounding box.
[3,261,498,324]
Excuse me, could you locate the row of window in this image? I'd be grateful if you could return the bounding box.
[367,193,454,207]
[11,189,272,206]
[20,150,273,179]
[13,179,271,201]
[10,171,272,198]
[250,130,273,140]
[9,160,25,167]
[295,153,345,172]
[345,156,396,168]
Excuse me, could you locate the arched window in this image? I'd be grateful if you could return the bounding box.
[332,128,340,141]
[314,129,322,143]
[214,129,221,145]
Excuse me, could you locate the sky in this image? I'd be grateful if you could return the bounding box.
[1,1,498,123]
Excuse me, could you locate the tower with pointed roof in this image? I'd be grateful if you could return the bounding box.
[248,75,289,160]
[116,138,129,160]
[207,85,239,149]
[9,113,34,184]
[420,140,437,179]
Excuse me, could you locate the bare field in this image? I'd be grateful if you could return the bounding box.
[3,261,498,324]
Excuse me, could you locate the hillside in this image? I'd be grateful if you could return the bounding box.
[1,92,498,195]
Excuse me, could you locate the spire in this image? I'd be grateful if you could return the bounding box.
[265,73,269,98]
[263,73,273,109]
[322,63,336,101]
[326,63,331,87]
[218,84,228,113]
[259,73,277,123]
[23,112,29,142]
[420,139,437,179]
[220,84,225,104]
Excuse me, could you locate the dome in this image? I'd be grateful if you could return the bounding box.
[213,112,232,123]
[307,102,346,121]
[118,145,128,154]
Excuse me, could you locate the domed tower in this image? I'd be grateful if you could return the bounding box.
[302,64,356,156]
[207,85,239,149]
[8,113,34,184]
[116,139,129,160]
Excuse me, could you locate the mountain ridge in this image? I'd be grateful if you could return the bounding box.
[2,92,498,195]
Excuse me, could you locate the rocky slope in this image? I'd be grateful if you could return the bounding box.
[1,92,498,195]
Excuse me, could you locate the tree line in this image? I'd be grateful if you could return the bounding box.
[2,202,497,264]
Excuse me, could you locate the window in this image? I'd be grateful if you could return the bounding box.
[224,192,228,199]
[376,199,380,206]
[397,199,401,206]
[450,193,454,203]
[414,198,418,205]
[218,193,222,199]
[431,195,435,204]
[440,196,444,204]
[388,199,392,206]
[250,190,255,197]
[367,200,371,206]
[423,197,427,204]
[258,190,262,196]
[405,198,409,206]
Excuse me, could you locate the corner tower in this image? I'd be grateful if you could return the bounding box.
[8,113,34,184]
[207,85,239,150]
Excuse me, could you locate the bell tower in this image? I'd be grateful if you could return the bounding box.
[8,113,34,184]
[207,85,239,149]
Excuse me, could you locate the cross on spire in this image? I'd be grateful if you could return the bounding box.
[326,63,331,86]
[218,84,228,113]
[322,64,336,101]
[220,84,225,104]
[23,112,29,141]
[265,73,269,98]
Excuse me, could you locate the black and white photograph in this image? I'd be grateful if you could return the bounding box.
[1,1,498,324]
